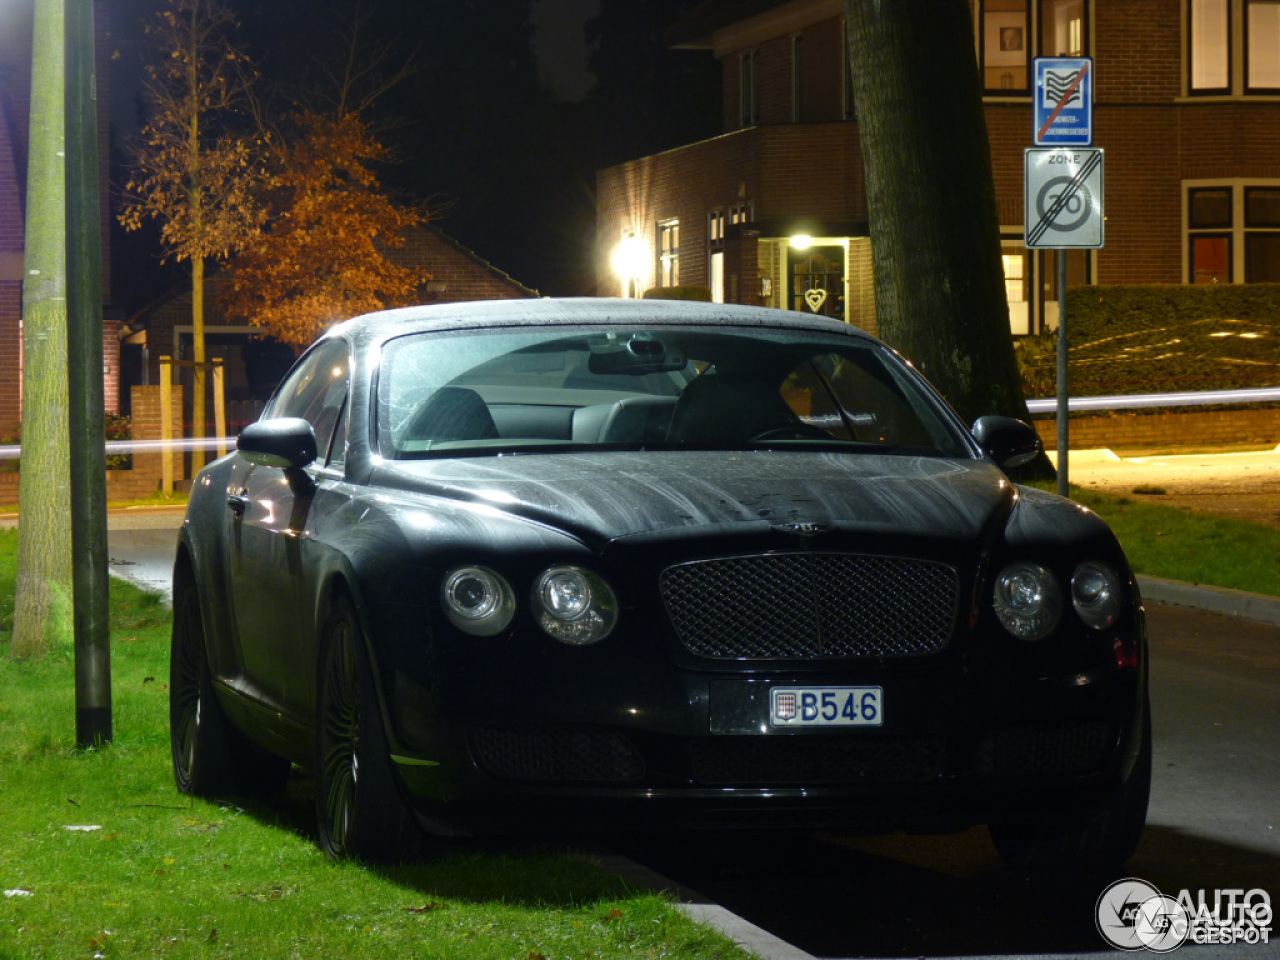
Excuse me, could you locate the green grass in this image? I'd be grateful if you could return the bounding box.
[1029,482,1280,597]
[0,530,746,960]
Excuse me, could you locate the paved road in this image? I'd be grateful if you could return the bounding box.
[619,603,1280,959]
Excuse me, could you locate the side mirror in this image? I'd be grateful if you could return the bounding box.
[971,415,1042,470]
[237,417,318,470]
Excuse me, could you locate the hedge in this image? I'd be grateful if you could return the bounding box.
[1016,284,1280,398]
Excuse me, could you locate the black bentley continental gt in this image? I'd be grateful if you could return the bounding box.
[170,297,1149,867]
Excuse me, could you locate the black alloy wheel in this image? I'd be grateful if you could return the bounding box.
[315,595,424,862]
[170,571,287,798]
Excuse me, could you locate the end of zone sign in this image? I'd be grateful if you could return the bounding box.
[1034,57,1092,146]
[1025,147,1104,249]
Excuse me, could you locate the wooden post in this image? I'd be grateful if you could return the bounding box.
[159,356,173,494]
[213,358,226,459]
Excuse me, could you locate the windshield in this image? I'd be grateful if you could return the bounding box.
[375,326,972,460]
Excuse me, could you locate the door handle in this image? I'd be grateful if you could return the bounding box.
[227,494,249,517]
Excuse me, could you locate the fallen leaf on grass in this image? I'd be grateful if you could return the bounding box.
[525,953,546,960]
[208,928,218,943]
[405,900,446,913]
[602,908,624,922]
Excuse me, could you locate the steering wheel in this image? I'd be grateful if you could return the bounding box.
[750,421,835,442]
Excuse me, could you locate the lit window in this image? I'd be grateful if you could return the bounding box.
[1190,0,1231,92]
[1041,0,1086,57]
[976,0,1030,94]
[1189,0,1280,94]
[1247,0,1280,90]
[658,220,679,287]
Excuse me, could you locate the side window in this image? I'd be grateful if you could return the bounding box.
[265,339,351,466]
[781,352,954,451]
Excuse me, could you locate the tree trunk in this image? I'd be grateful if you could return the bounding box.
[191,254,206,475]
[13,0,73,659]
[844,0,1031,427]
[188,15,206,476]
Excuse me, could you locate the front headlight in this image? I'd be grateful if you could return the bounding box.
[441,566,516,636]
[993,562,1061,640]
[533,566,618,645]
[1071,561,1122,629]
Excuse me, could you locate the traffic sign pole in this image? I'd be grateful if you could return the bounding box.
[1057,250,1069,497]
[1028,56,1099,498]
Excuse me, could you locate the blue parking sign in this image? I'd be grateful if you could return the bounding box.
[1034,58,1092,146]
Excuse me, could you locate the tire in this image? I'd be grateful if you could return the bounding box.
[170,572,289,798]
[314,595,425,862]
[989,701,1152,870]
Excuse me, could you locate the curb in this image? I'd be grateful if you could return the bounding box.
[591,854,818,960]
[1137,575,1280,627]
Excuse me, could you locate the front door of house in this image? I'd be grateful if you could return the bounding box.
[790,246,845,320]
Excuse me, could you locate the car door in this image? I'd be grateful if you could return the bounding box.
[227,339,350,713]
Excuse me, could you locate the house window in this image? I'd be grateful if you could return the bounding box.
[1188,186,1233,282]
[792,35,804,122]
[1245,186,1280,279]
[1189,0,1280,93]
[1246,0,1280,90]
[1190,0,1232,91]
[1186,183,1280,282]
[729,202,753,225]
[1002,244,1031,335]
[977,0,1030,93]
[658,220,679,287]
[739,51,759,126]
[1040,0,1087,57]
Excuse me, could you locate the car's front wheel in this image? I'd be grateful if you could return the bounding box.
[170,570,289,798]
[989,701,1152,869]
[314,595,425,862]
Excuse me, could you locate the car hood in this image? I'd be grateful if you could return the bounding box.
[370,451,1015,548]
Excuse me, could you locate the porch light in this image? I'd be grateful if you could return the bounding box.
[790,234,813,250]
[611,235,645,295]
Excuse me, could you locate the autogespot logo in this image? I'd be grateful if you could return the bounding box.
[1096,878,1190,952]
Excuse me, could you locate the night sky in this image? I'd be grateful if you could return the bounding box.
[106,0,720,313]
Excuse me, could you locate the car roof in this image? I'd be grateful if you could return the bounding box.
[324,297,881,350]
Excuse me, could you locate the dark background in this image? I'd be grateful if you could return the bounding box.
[107,0,722,314]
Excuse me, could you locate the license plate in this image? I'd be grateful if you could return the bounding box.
[770,686,883,727]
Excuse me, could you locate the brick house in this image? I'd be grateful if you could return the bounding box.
[0,0,116,431]
[596,0,1280,338]
[125,223,539,431]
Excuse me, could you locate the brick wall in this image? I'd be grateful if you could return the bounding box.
[127,383,186,489]
[1035,407,1280,451]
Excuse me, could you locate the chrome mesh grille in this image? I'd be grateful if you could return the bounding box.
[660,553,958,659]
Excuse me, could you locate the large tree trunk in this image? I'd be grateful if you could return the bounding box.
[844,0,1031,428]
[14,0,73,659]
